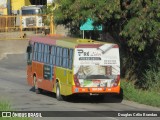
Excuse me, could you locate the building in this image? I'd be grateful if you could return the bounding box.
[0,0,8,15]
[0,0,53,15]
[11,0,31,14]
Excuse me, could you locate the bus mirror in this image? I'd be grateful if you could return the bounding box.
[27,46,32,53]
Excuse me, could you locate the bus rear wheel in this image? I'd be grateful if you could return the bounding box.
[33,76,42,94]
[56,82,63,101]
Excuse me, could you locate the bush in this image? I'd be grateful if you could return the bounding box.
[121,80,160,107]
[142,68,160,92]
[0,101,31,120]
[0,101,11,111]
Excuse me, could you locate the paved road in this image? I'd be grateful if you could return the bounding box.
[0,54,159,120]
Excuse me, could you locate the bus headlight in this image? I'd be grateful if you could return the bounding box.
[74,75,80,87]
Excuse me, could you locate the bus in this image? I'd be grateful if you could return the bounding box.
[20,5,44,29]
[26,36,121,101]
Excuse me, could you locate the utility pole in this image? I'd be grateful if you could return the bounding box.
[48,2,60,35]
[7,0,11,15]
[50,15,54,35]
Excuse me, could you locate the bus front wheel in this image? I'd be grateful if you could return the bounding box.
[56,82,63,101]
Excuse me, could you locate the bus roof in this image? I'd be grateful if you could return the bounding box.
[30,36,115,48]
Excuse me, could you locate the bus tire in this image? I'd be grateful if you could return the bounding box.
[33,76,41,94]
[56,82,63,101]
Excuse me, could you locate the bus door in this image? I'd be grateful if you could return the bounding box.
[57,47,69,95]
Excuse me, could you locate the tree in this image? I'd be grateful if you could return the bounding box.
[120,0,160,85]
[50,0,160,89]
[53,0,122,38]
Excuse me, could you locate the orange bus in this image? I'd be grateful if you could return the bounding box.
[26,36,121,100]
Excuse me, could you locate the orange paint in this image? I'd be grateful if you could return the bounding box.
[72,86,120,94]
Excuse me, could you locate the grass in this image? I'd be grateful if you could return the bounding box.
[0,101,31,120]
[0,101,11,111]
[121,80,160,107]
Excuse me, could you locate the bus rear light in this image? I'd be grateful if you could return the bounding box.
[113,44,119,48]
[113,75,120,87]
[74,75,80,87]
[113,83,118,87]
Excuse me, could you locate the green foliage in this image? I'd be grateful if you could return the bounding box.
[119,0,160,86]
[121,80,160,107]
[50,0,160,90]
[0,101,11,111]
[43,2,60,25]
[53,0,121,35]
[141,68,160,92]
[0,101,31,120]
[121,0,160,51]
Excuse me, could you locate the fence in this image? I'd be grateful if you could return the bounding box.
[0,15,49,40]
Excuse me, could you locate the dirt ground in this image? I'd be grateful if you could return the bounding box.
[0,40,29,60]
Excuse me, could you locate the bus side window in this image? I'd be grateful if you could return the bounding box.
[62,48,69,68]
[50,46,56,65]
[44,44,47,63]
[41,44,44,62]
[69,49,74,69]
[43,44,49,63]
[59,47,63,67]
[66,48,69,68]
[47,45,50,64]
[37,43,42,62]
[56,47,60,66]
[33,42,38,61]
